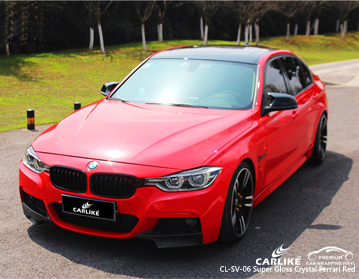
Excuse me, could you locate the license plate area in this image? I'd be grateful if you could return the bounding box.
[62,194,116,221]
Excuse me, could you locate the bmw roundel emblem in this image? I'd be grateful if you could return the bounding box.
[87,161,99,171]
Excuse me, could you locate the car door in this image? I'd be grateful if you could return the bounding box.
[280,56,315,156]
[298,61,317,151]
[261,58,300,187]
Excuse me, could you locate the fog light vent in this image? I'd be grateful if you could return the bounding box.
[22,190,48,217]
[185,218,197,227]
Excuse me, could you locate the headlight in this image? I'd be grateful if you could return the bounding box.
[144,166,222,192]
[23,146,50,173]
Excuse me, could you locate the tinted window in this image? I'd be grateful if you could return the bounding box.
[280,57,306,95]
[301,61,313,87]
[111,59,257,110]
[264,60,287,106]
[264,60,288,94]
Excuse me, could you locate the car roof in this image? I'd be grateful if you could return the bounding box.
[151,46,274,64]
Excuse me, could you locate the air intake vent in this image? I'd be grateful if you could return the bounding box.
[90,173,139,198]
[22,190,48,218]
[53,203,138,233]
[50,166,87,193]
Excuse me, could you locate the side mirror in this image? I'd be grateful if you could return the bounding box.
[101,81,119,96]
[262,92,298,116]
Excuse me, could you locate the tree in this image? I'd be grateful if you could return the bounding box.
[279,1,309,42]
[228,1,275,46]
[154,1,171,42]
[196,1,219,45]
[86,8,95,50]
[330,1,359,40]
[2,1,83,55]
[301,2,322,37]
[3,1,41,55]
[227,1,249,45]
[195,2,205,40]
[135,1,155,52]
[312,1,326,36]
[3,1,15,55]
[84,1,113,54]
[251,1,277,46]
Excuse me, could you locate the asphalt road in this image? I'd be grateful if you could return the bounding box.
[0,85,358,278]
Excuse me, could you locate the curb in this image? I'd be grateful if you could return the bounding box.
[309,58,359,87]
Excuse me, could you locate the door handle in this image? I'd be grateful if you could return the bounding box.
[292,110,299,118]
[313,92,319,99]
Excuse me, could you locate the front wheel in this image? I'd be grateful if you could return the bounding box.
[310,113,327,165]
[219,162,254,243]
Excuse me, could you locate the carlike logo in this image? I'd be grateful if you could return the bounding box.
[256,244,300,266]
[272,245,289,258]
[87,161,99,171]
[73,201,100,217]
[82,201,93,209]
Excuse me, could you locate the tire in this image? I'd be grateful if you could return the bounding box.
[219,162,254,244]
[310,113,327,165]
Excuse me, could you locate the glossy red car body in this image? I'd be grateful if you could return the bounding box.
[19,46,327,248]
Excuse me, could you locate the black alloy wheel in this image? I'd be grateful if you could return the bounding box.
[310,113,327,165]
[219,162,254,243]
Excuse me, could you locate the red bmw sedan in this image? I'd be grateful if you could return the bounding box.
[19,46,327,248]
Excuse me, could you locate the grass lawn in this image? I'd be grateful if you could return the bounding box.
[260,32,359,65]
[1,32,359,132]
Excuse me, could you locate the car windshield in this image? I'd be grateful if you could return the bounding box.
[110,58,257,110]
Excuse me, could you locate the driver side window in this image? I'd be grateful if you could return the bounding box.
[264,59,288,106]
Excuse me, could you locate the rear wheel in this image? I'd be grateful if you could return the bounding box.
[310,113,327,165]
[219,162,254,243]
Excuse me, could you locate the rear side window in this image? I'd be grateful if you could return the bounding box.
[280,57,307,95]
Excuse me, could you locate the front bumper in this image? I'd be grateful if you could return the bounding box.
[22,201,51,225]
[19,155,233,247]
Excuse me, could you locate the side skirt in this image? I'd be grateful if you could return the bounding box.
[253,155,308,207]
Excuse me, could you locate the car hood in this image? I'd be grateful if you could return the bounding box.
[33,99,253,170]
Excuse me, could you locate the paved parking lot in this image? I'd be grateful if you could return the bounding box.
[1,85,358,278]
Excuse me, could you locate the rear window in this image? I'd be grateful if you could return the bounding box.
[301,61,313,87]
[280,57,307,95]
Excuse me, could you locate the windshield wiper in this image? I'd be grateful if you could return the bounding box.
[145,102,208,108]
